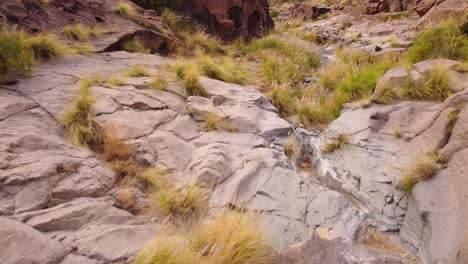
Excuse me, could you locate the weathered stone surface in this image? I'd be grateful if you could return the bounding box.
[401,147,468,263]
[288,3,331,21]
[417,0,468,27]
[16,197,141,232]
[313,101,453,230]
[0,0,173,54]
[181,0,274,41]
[64,223,158,262]
[0,217,68,264]
[372,66,409,101]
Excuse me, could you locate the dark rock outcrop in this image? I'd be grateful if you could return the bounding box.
[0,0,173,54]
[288,3,331,21]
[182,0,274,41]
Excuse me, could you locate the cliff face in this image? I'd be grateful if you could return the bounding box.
[181,0,274,41]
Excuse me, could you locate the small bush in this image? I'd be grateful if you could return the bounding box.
[182,67,205,96]
[399,153,443,192]
[188,212,272,264]
[63,24,105,42]
[103,134,134,161]
[267,85,297,116]
[204,112,221,131]
[120,38,150,53]
[111,159,142,179]
[107,77,127,86]
[322,134,348,153]
[284,137,299,158]
[0,25,35,79]
[139,167,171,190]
[27,33,69,60]
[181,31,224,55]
[136,237,191,264]
[157,184,204,217]
[125,65,151,77]
[406,21,468,63]
[60,78,104,151]
[113,2,137,19]
[72,44,93,55]
[148,76,168,90]
[400,68,451,101]
[261,54,302,85]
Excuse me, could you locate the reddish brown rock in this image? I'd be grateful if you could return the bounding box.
[182,0,274,41]
[0,0,173,54]
[288,3,331,21]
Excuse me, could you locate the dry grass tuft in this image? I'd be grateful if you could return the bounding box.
[113,2,137,19]
[322,134,348,153]
[204,112,221,131]
[124,65,151,77]
[157,183,205,218]
[399,153,443,192]
[60,77,104,151]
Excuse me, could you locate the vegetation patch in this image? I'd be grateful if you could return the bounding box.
[113,2,137,19]
[60,76,104,151]
[0,25,35,80]
[399,153,443,192]
[63,24,106,42]
[27,33,70,60]
[136,212,272,264]
[157,184,205,218]
[124,65,151,77]
[406,21,468,63]
[322,134,348,153]
[120,38,150,53]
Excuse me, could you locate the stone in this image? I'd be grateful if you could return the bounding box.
[288,3,331,21]
[17,197,141,232]
[417,0,468,27]
[181,0,274,41]
[0,217,68,264]
[66,223,158,262]
[372,66,409,101]
[413,59,462,75]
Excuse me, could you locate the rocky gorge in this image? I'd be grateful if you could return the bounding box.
[0,0,467,263]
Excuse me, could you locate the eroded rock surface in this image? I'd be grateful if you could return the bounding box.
[182,0,274,41]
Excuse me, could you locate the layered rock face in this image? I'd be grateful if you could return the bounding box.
[182,0,274,41]
[0,0,173,54]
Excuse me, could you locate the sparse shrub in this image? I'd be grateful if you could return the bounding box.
[337,59,395,100]
[322,134,348,153]
[181,31,224,55]
[133,0,183,14]
[139,167,171,190]
[318,63,352,92]
[244,36,320,70]
[406,21,468,63]
[113,2,137,19]
[72,44,93,55]
[162,9,196,34]
[157,184,204,217]
[401,68,451,101]
[125,65,151,77]
[111,159,142,179]
[0,25,35,79]
[182,67,205,96]
[103,134,134,161]
[27,33,69,60]
[196,54,248,84]
[107,77,127,86]
[335,48,376,66]
[399,153,443,192]
[383,12,409,22]
[301,31,321,44]
[60,78,104,151]
[374,84,399,104]
[115,189,138,212]
[136,237,191,264]
[284,137,299,158]
[187,212,272,264]
[148,76,167,90]
[63,24,105,42]
[267,84,297,116]
[120,38,150,53]
[262,54,302,85]
[204,112,221,131]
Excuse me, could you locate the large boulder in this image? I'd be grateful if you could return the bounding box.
[288,3,331,21]
[182,0,274,41]
[417,0,468,27]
